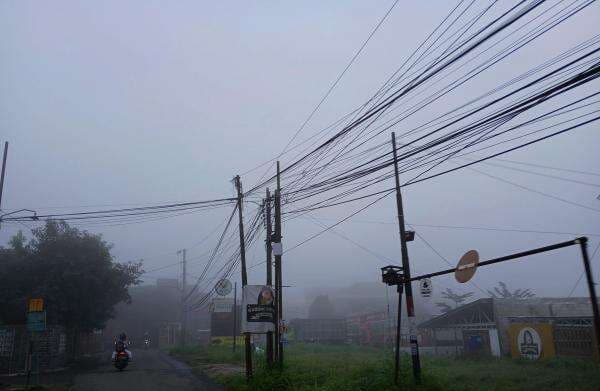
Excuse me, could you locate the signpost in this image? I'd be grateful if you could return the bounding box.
[26,298,45,387]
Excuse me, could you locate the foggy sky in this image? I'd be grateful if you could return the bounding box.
[1,1,599,307]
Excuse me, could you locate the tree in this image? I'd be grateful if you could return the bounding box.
[487,281,535,299]
[435,288,474,313]
[0,221,143,335]
[308,295,335,319]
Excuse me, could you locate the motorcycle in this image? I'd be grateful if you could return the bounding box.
[113,341,130,371]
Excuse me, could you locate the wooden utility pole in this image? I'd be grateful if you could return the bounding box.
[234,175,252,380]
[391,132,421,383]
[273,162,283,365]
[265,188,274,365]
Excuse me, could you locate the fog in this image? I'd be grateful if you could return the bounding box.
[2,0,599,315]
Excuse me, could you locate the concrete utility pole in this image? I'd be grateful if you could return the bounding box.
[265,188,274,365]
[0,142,8,211]
[234,175,252,380]
[273,162,283,365]
[391,132,421,383]
[178,249,187,346]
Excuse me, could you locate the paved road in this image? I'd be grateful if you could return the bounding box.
[72,348,221,391]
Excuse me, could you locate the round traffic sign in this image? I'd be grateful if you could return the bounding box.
[214,279,232,296]
[455,250,479,283]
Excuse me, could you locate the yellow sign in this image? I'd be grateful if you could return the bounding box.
[28,298,44,312]
[509,323,555,360]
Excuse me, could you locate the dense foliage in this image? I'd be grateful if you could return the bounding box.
[0,220,143,331]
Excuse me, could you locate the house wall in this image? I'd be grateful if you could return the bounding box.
[493,298,591,356]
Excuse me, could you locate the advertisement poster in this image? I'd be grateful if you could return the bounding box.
[242,285,275,333]
[508,323,555,359]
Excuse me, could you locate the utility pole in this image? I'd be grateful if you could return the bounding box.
[391,132,421,383]
[265,188,274,366]
[395,284,404,385]
[232,282,237,352]
[273,162,283,366]
[178,249,187,346]
[234,175,252,380]
[577,237,600,358]
[0,142,8,212]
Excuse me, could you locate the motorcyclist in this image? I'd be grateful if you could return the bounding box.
[112,331,133,361]
[143,331,151,348]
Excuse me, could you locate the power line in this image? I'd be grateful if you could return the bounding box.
[247,0,400,179]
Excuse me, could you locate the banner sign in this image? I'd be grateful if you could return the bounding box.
[242,285,275,333]
[211,298,234,313]
[28,298,44,312]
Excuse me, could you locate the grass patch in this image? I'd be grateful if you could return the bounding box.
[172,343,600,391]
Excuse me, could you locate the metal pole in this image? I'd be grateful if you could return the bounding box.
[234,175,252,380]
[394,284,404,385]
[578,237,600,359]
[274,161,283,366]
[233,282,237,352]
[0,142,7,212]
[265,189,274,366]
[391,132,421,383]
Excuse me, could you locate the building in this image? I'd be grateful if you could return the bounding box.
[418,297,596,359]
[290,319,347,344]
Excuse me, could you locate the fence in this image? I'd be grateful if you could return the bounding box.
[0,325,67,376]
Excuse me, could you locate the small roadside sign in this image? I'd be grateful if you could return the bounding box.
[455,250,479,283]
[27,311,46,332]
[420,278,432,297]
[28,298,44,312]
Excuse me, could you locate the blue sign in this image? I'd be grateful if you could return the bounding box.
[27,311,46,332]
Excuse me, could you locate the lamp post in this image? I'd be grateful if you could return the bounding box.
[381,265,405,386]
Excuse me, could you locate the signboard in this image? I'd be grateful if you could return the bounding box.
[508,323,555,360]
[420,278,432,297]
[214,279,232,296]
[28,298,44,312]
[242,285,275,333]
[272,242,283,256]
[211,298,234,313]
[455,250,479,283]
[27,311,46,332]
